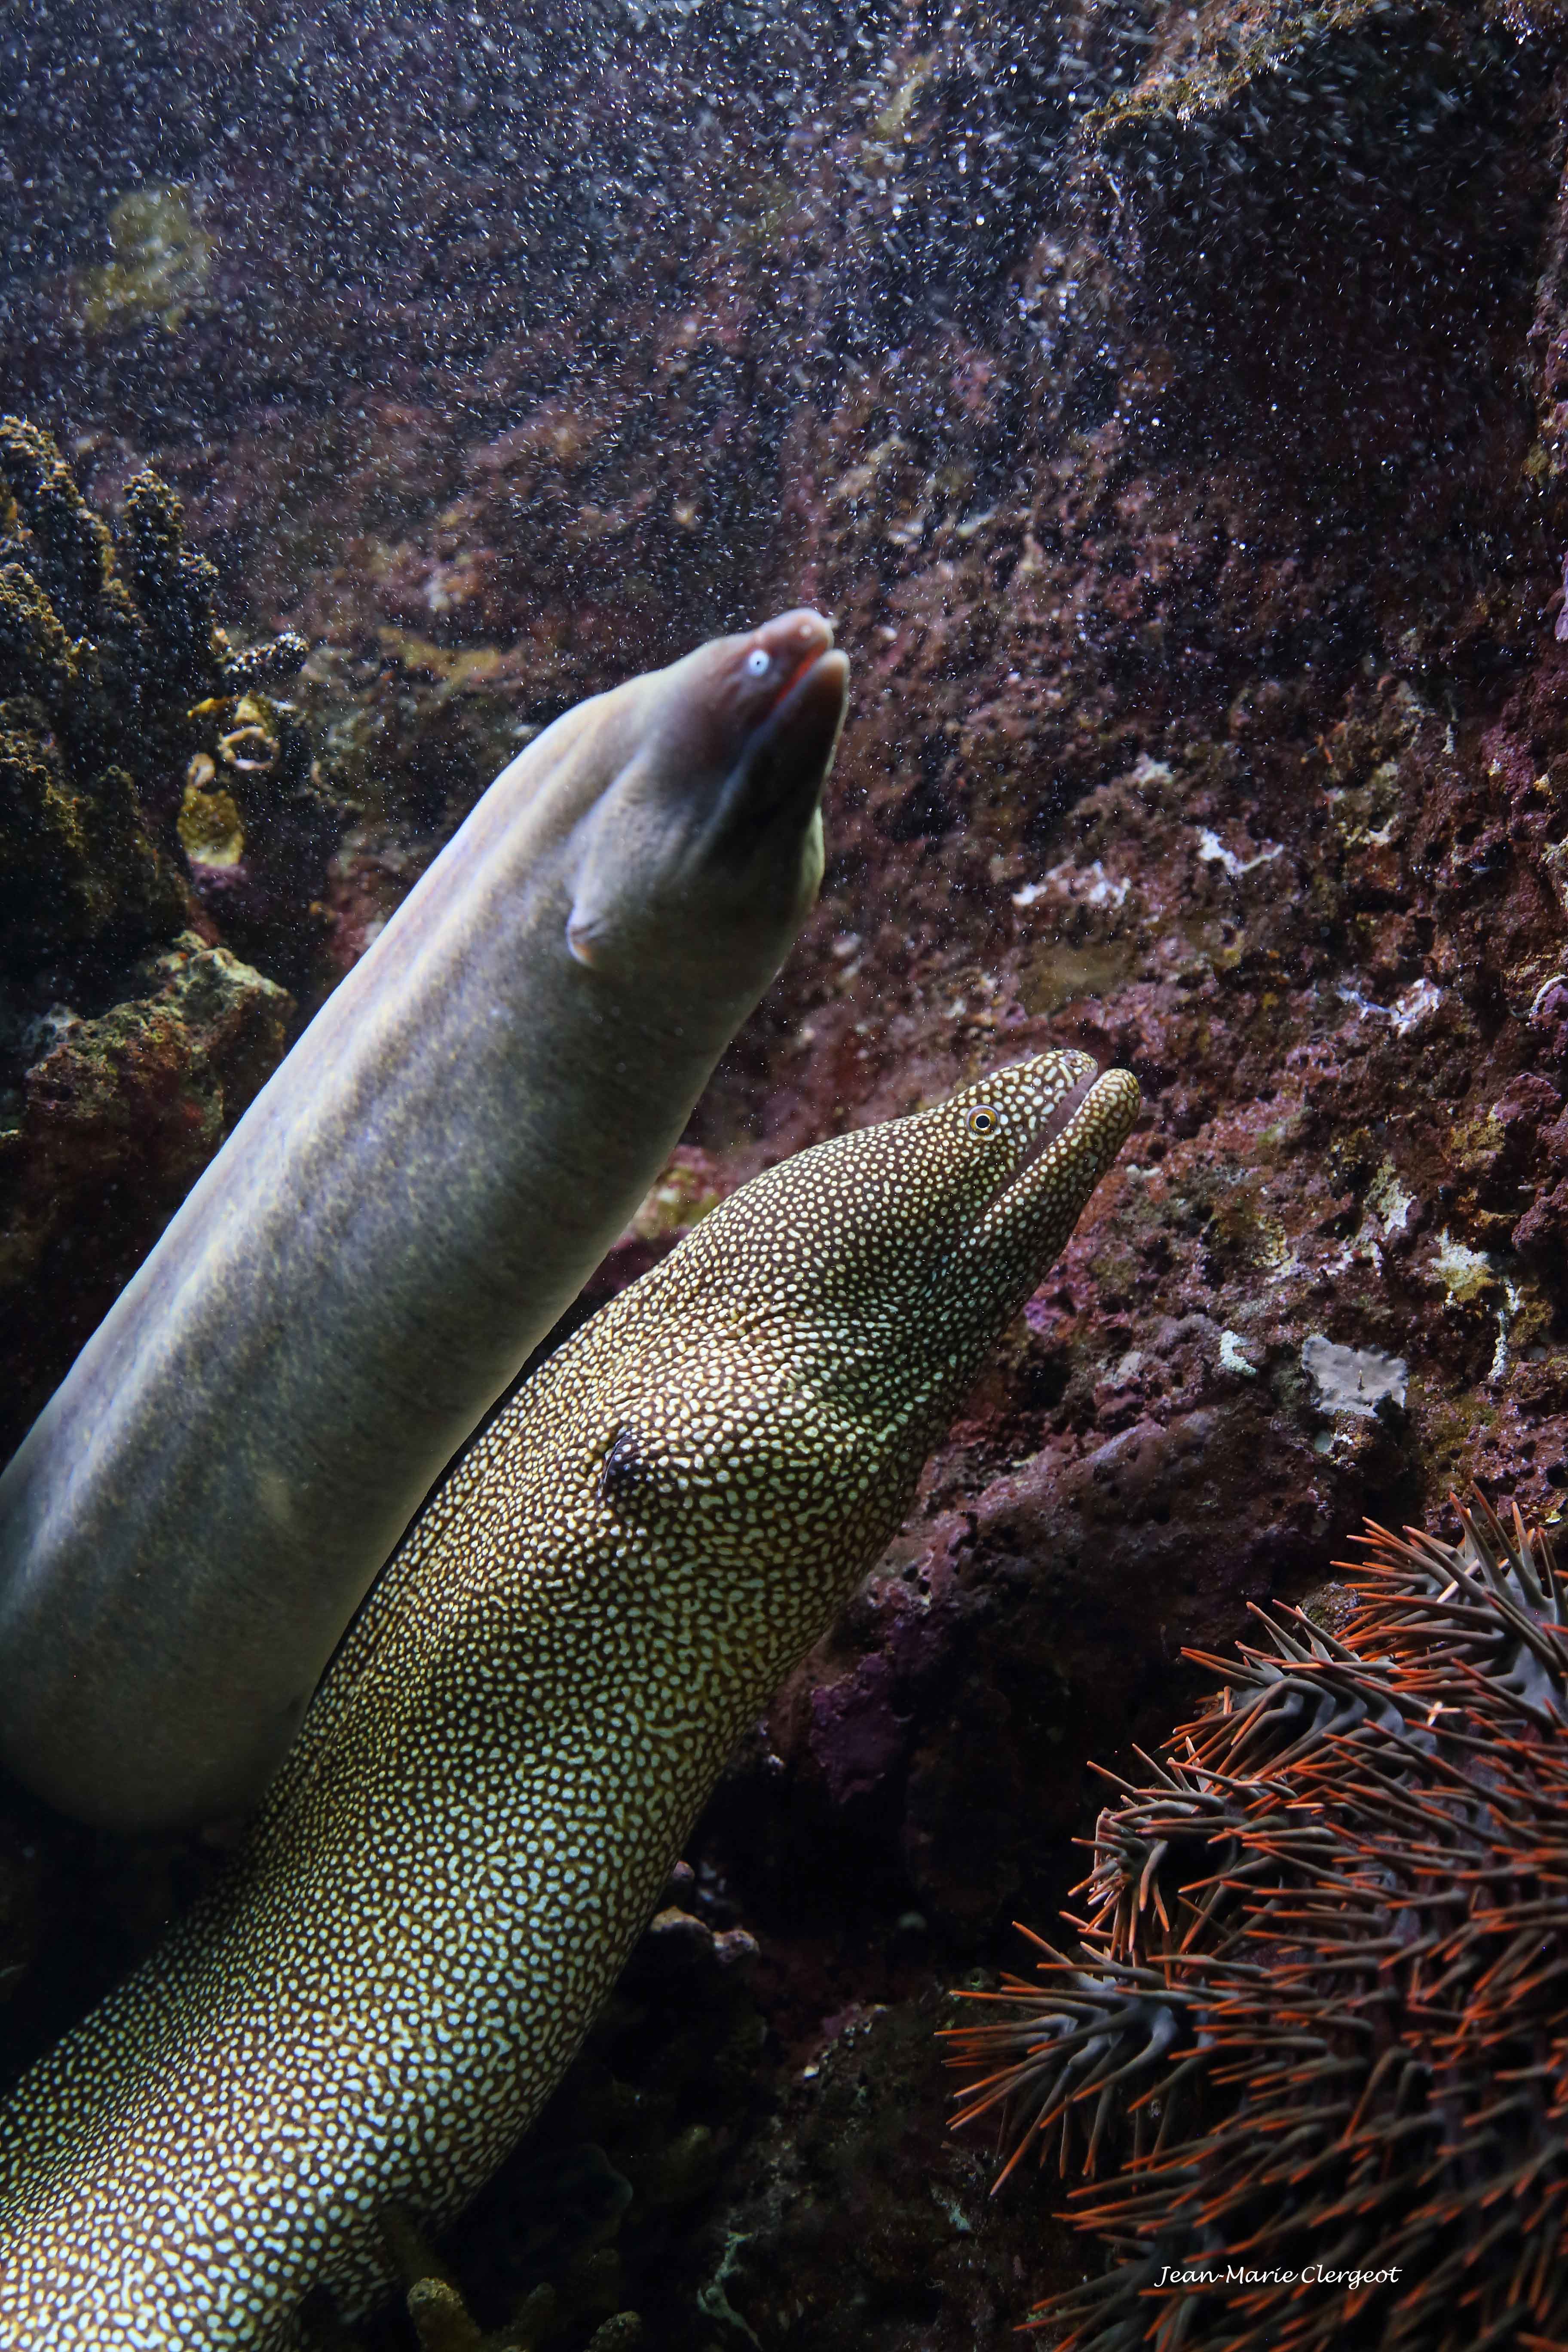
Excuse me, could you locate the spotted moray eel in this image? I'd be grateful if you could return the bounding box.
[0,1049,1138,2348]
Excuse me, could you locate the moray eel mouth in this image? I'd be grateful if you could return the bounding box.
[972,1053,1141,1249]
[567,608,849,970]
[763,643,851,764]
[693,606,847,775]
[1004,1063,1100,1189]
[740,644,848,789]
[709,622,850,848]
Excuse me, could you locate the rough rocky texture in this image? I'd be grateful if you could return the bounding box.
[0,415,325,977]
[0,418,335,1463]
[0,934,292,1465]
[3,0,1568,2343]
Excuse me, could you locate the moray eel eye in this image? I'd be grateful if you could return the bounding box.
[966,1106,999,1136]
[598,1426,644,1505]
[744,647,771,677]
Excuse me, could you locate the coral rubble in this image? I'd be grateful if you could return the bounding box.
[73,185,213,341]
[0,419,184,968]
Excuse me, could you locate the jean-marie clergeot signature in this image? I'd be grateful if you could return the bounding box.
[1158,2265,1403,2290]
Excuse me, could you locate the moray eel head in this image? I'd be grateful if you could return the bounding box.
[582,1050,1139,1587]
[565,606,846,986]
[723,1048,1142,1413]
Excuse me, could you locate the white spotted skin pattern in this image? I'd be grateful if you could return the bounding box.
[0,1049,1138,2350]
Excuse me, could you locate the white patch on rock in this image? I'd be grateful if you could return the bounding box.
[1428,1229,1497,1305]
[1219,1330,1258,1378]
[1302,1334,1408,1417]
[1335,980,1446,1035]
[1490,1277,1524,1384]
[1424,1229,1518,1386]
[1392,978,1444,1035]
[1364,1161,1415,1237]
[1196,826,1283,878]
[1541,839,1568,926]
[1012,859,1130,910]
[18,1002,81,1060]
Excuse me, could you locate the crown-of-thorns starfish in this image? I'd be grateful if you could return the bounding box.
[946,1491,1568,2352]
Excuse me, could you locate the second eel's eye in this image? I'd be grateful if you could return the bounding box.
[599,1426,648,1508]
[966,1105,1000,1137]
[744,647,771,678]
[597,1421,685,1521]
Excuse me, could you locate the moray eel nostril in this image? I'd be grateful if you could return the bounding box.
[0,1049,1137,2348]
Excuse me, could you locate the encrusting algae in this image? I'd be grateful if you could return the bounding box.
[0,413,310,972]
[73,184,214,340]
[0,1050,1138,2349]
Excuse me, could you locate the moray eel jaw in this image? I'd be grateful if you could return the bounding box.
[966,1053,1142,1259]
[599,1050,1142,1522]
[689,1046,1135,1292]
[694,624,846,876]
[565,606,845,983]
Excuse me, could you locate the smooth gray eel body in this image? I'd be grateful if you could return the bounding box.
[0,609,848,1829]
[0,1048,1139,2349]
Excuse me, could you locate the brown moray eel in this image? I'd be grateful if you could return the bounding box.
[0,1048,1137,2348]
[0,609,848,1831]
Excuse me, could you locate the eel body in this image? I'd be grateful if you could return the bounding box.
[0,609,848,1830]
[0,1049,1138,2349]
